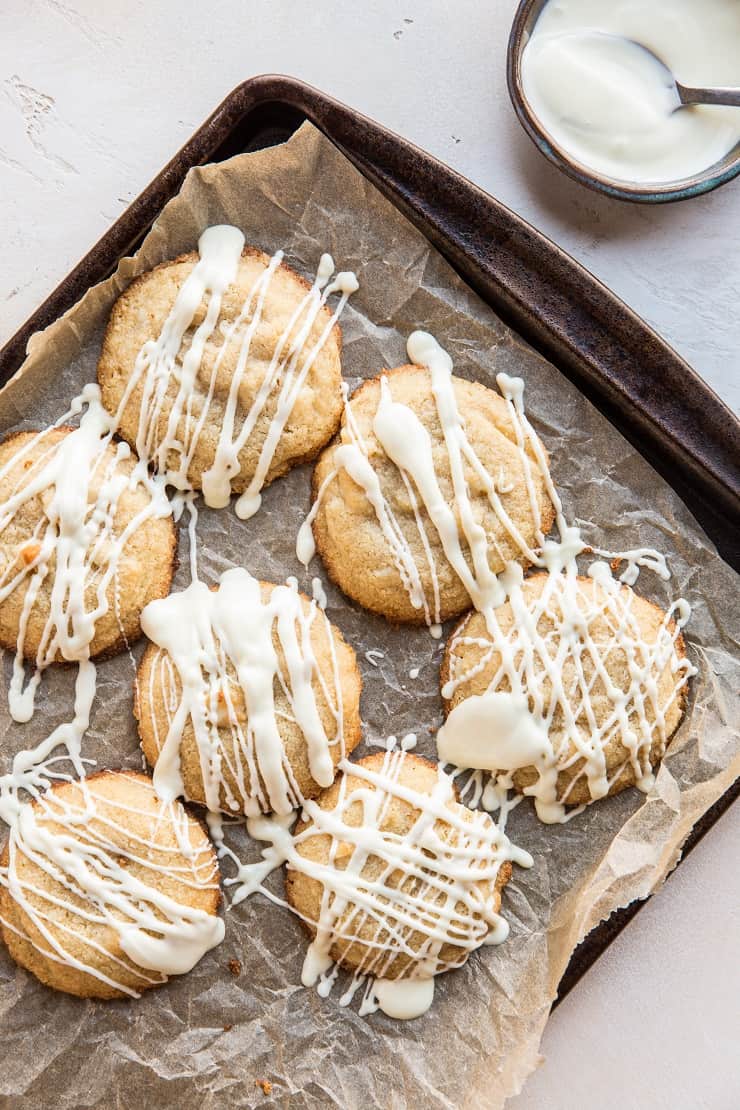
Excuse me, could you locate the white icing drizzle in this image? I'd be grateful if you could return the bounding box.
[438,691,550,773]
[140,567,346,817]
[297,331,554,629]
[0,387,172,832]
[115,226,357,517]
[0,775,223,997]
[226,747,532,1020]
[0,226,358,989]
[440,561,696,823]
[372,975,435,1020]
[367,732,418,752]
[311,576,328,610]
[0,387,169,725]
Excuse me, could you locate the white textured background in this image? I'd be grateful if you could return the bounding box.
[1,2,738,1107]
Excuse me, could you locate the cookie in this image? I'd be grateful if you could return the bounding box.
[306,356,555,628]
[0,771,223,999]
[136,568,362,817]
[98,227,356,518]
[0,426,175,666]
[285,751,514,998]
[440,570,692,819]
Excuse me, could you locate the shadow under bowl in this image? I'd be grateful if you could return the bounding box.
[507,0,740,204]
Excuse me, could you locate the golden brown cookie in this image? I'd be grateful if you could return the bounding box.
[441,572,691,810]
[0,771,222,999]
[136,574,362,816]
[285,751,512,982]
[97,246,345,502]
[0,428,176,663]
[309,366,555,626]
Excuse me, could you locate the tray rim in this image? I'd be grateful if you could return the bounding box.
[0,72,736,1010]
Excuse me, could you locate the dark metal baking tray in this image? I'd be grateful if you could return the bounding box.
[0,74,737,1007]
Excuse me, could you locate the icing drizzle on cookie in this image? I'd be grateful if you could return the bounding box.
[140,566,347,817]
[439,564,695,823]
[297,331,553,632]
[114,225,357,518]
[224,747,532,1020]
[1,774,223,997]
[0,388,169,726]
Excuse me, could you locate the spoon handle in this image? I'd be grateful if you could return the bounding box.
[676,82,740,108]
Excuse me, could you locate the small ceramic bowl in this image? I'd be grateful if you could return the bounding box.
[507,0,740,203]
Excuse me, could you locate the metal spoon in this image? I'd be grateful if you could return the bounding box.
[671,80,740,110]
[628,38,740,109]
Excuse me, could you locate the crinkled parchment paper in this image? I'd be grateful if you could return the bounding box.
[0,124,737,1110]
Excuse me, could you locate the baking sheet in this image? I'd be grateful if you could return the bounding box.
[0,122,737,1110]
